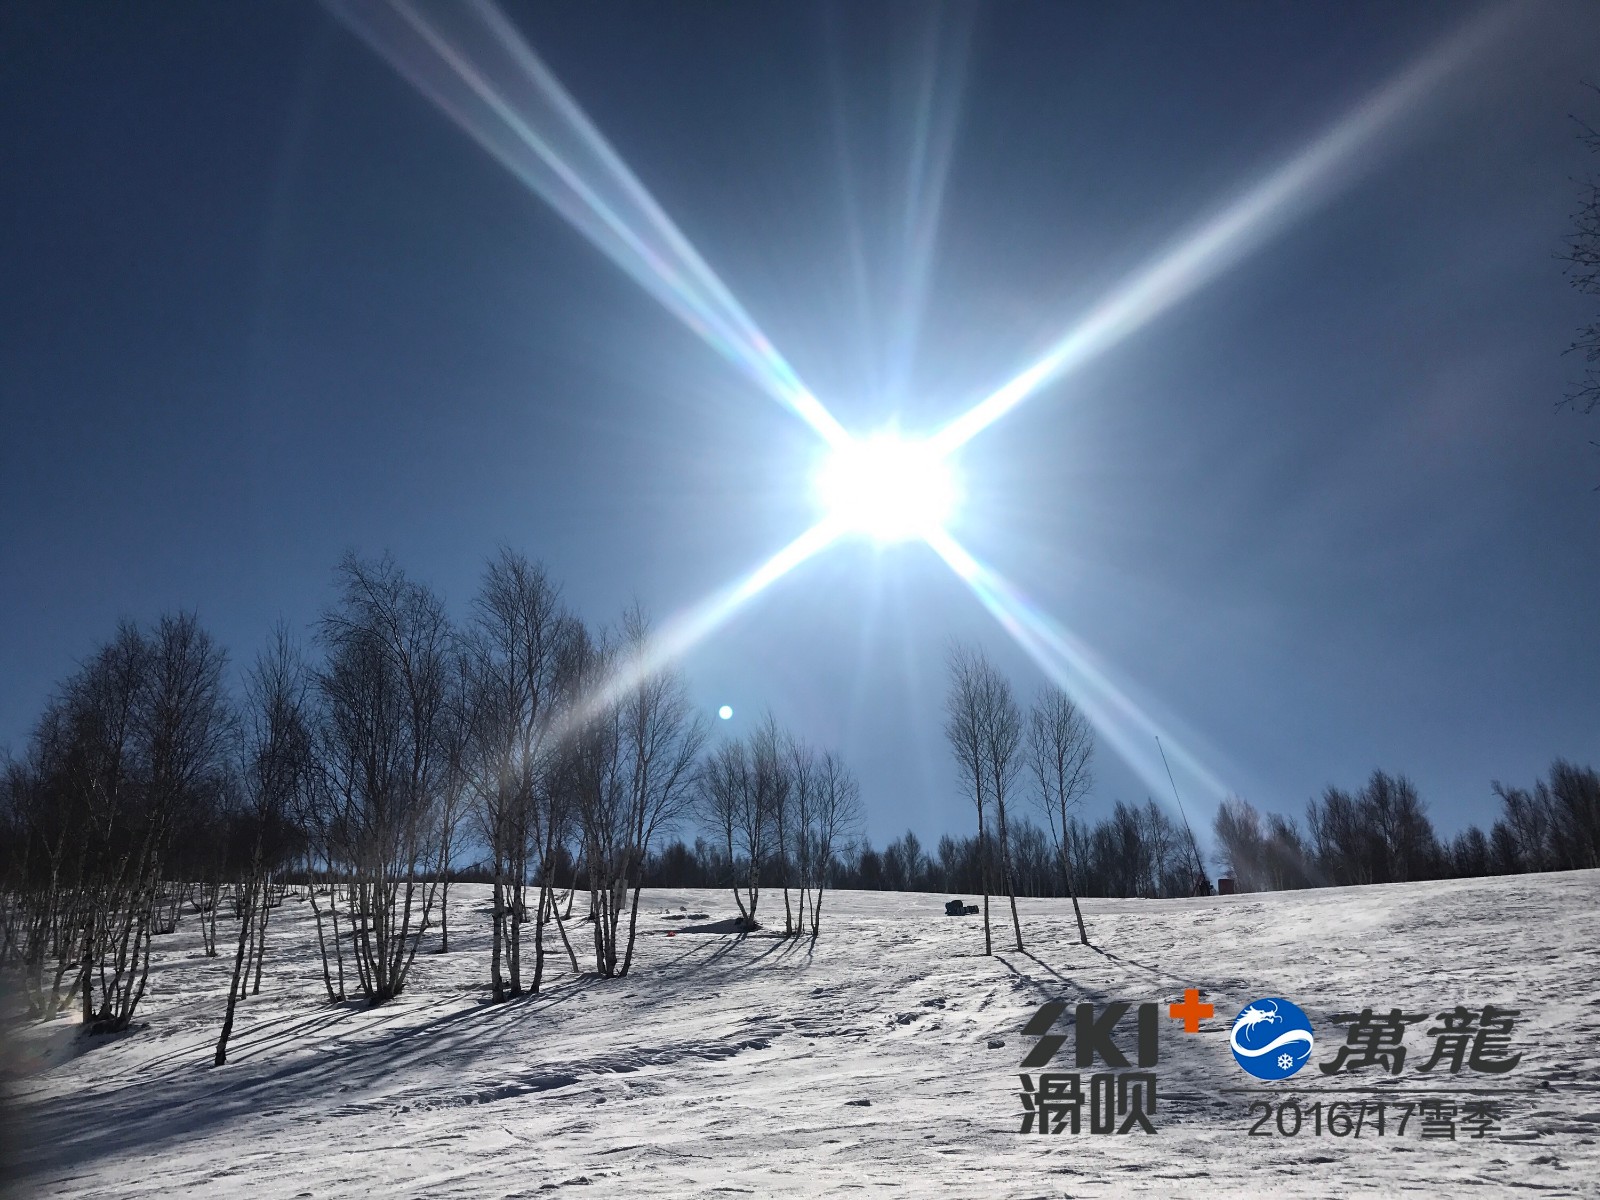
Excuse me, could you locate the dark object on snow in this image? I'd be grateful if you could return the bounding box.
[944,899,980,916]
[1217,877,1236,895]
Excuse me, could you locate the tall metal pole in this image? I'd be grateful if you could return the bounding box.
[1156,736,1208,895]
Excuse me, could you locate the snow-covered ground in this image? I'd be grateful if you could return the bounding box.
[6,871,1599,1198]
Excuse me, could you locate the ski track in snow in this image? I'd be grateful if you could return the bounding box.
[6,872,1599,1198]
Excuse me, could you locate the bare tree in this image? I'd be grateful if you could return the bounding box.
[460,551,569,1000]
[313,554,453,1006]
[216,629,310,1066]
[945,645,1025,951]
[805,750,861,936]
[788,738,818,933]
[1027,685,1093,944]
[943,644,993,954]
[1306,786,1372,886]
[568,609,707,976]
[613,609,707,974]
[431,675,471,956]
[1305,771,1438,886]
[564,627,625,974]
[695,718,792,931]
[979,672,1030,953]
[1139,798,1183,896]
[73,615,232,1033]
[750,714,793,934]
[698,737,758,923]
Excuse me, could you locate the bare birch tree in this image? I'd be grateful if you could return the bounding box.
[751,714,794,935]
[788,738,818,934]
[614,609,707,974]
[944,644,993,954]
[77,615,232,1032]
[570,610,707,976]
[216,629,310,1065]
[977,660,1026,952]
[314,554,452,1006]
[461,551,569,999]
[1027,685,1093,944]
[804,749,861,936]
[698,738,758,923]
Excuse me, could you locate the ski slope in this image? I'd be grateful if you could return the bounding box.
[7,871,1599,1198]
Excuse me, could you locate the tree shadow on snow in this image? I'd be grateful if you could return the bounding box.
[11,969,608,1182]
[1083,942,1195,986]
[994,943,1202,1012]
[668,917,761,936]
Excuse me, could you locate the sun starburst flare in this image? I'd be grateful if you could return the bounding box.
[337,1,1513,808]
[814,434,960,545]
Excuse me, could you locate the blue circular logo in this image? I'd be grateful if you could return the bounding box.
[1230,997,1315,1080]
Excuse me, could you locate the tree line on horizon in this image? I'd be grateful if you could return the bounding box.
[627,757,1599,906]
[1209,763,1600,893]
[610,661,1598,923]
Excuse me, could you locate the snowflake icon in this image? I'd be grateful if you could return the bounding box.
[1277,1053,1294,1070]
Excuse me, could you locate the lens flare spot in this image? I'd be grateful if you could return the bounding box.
[718,705,733,720]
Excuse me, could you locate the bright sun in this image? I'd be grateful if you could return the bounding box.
[815,434,959,544]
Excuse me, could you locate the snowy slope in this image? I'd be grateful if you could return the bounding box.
[7,871,1599,1198]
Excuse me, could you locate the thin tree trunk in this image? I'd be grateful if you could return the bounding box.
[307,883,337,1002]
[996,802,1024,952]
[619,883,644,976]
[79,916,93,1025]
[490,873,505,1003]
[438,878,451,954]
[978,813,992,956]
[508,876,523,997]
[531,879,549,995]
[325,874,348,1001]
[214,878,258,1066]
[550,886,581,973]
[1060,845,1089,945]
[250,876,271,995]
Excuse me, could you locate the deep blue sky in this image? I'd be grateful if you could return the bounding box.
[3,2,1597,848]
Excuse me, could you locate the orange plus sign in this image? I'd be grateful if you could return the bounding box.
[1169,988,1213,1033]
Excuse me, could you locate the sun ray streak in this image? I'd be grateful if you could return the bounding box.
[327,0,849,447]
[930,6,1515,457]
[569,517,845,728]
[924,527,1233,810]
[887,5,972,408]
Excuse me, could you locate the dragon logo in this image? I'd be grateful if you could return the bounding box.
[1229,997,1315,1080]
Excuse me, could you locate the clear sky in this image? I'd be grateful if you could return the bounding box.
[2,2,1597,847]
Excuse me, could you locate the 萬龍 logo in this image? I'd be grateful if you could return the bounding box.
[1230,997,1315,1081]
